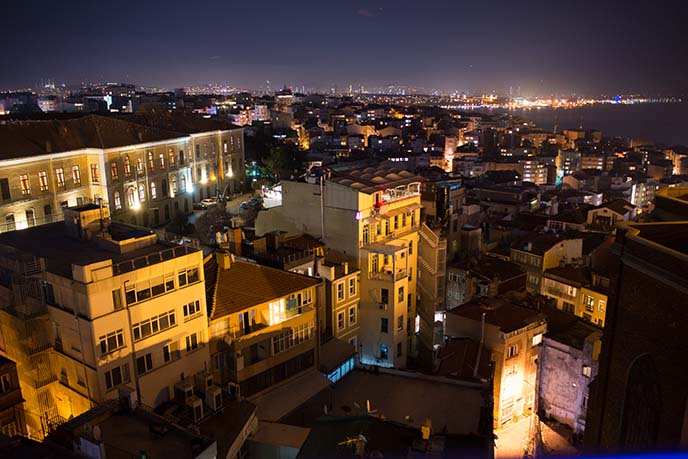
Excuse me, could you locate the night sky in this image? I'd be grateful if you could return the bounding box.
[4,0,688,95]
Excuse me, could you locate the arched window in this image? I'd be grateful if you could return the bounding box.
[158,152,165,169]
[136,158,143,174]
[138,184,146,202]
[180,175,187,192]
[161,179,168,197]
[5,214,15,231]
[147,151,154,170]
[126,187,136,207]
[171,175,178,193]
[25,209,35,227]
[168,149,176,166]
[110,162,119,180]
[620,354,661,451]
[123,156,131,177]
[150,182,157,200]
[114,191,122,210]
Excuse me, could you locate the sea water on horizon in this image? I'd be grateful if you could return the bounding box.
[475,102,688,147]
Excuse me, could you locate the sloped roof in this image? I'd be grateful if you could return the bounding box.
[0,115,186,160]
[205,256,321,319]
[595,198,635,215]
[448,296,545,333]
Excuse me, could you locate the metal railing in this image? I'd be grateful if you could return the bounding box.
[0,213,65,234]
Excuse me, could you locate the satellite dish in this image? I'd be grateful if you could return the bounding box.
[93,425,102,442]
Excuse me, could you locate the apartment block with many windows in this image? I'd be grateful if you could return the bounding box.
[0,205,209,438]
[256,166,424,369]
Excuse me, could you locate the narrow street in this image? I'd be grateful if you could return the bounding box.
[495,416,533,459]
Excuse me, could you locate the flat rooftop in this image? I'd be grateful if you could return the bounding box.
[0,222,199,279]
[280,369,487,435]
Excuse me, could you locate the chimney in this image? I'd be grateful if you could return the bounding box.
[526,242,533,252]
[343,261,349,275]
[216,249,233,270]
[45,140,52,153]
[137,131,143,142]
[232,227,242,256]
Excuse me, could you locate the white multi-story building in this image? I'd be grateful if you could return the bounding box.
[256,167,426,368]
[0,205,209,438]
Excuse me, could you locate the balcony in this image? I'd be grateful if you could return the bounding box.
[369,267,408,282]
[543,286,577,302]
[227,305,313,340]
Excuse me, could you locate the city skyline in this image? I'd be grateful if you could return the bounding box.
[5,0,688,95]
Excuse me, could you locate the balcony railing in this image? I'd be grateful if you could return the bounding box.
[226,305,313,339]
[543,287,577,302]
[369,268,408,282]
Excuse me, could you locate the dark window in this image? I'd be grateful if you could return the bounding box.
[381,288,389,305]
[397,342,403,357]
[381,318,389,333]
[0,179,10,200]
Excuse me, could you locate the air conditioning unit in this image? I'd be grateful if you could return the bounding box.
[194,371,213,393]
[206,385,223,411]
[379,303,388,310]
[187,395,204,423]
[174,380,194,404]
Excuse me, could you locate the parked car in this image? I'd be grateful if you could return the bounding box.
[200,198,217,208]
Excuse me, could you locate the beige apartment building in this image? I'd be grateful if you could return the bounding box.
[0,114,243,232]
[256,166,425,369]
[0,205,210,439]
[205,251,322,397]
[446,296,547,428]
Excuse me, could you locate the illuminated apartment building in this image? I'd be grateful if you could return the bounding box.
[205,251,322,397]
[0,114,243,232]
[510,233,583,292]
[541,266,609,327]
[256,166,425,368]
[0,205,210,438]
[445,295,546,428]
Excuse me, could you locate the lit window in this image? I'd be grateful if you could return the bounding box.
[110,162,119,180]
[123,156,131,176]
[180,175,187,191]
[398,286,404,303]
[19,174,30,195]
[150,182,157,199]
[506,344,519,359]
[582,365,592,378]
[72,165,81,185]
[532,333,543,346]
[136,158,143,174]
[171,175,178,192]
[147,151,154,169]
[397,315,404,331]
[138,184,146,202]
[126,187,136,207]
[269,299,286,325]
[113,191,122,210]
[90,164,100,184]
[55,168,65,187]
[168,149,175,166]
[37,170,48,191]
[159,152,165,169]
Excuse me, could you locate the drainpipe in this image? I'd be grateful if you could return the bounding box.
[473,312,485,378]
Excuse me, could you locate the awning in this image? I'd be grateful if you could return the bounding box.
[380,203,422,218]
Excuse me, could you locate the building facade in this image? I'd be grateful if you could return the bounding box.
[0,115,244,233]
[256,167,426,369]
[0,205,210,438]
[206,252,322,398]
